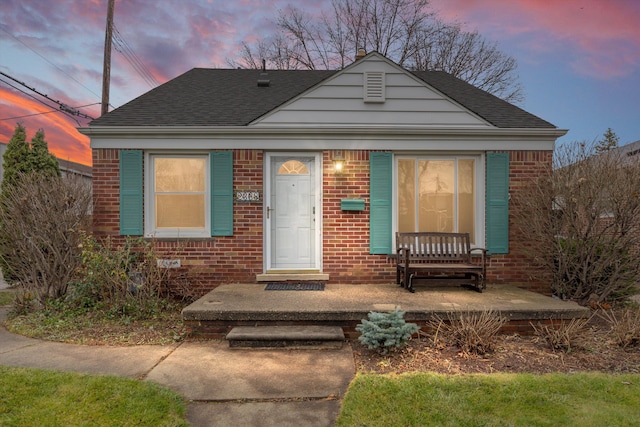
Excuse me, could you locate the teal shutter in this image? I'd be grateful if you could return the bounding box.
[119,150,143,235]
[370,152,393,254]
[486,152,509,254]
[210,151,233,236]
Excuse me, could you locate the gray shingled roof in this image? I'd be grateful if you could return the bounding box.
[411,71,555,128]
[91,69,335,126]
[91,67,555,129]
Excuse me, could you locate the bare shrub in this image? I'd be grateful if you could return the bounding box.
[599,308,640,349]
[531,316,591,353]
[75,237,173,304]
[426,309,506,355]
[0,173,91,308]
[162,268,205,303]
[71,236,201,316]
[514,140,640,304]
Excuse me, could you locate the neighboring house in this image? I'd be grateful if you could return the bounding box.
[0,142,92,188]
[609,139,640,162]
[79,52,566,293]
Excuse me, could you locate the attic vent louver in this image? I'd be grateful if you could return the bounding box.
[364,71,385,103]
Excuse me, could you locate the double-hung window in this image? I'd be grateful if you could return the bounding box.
[145,154,210,238]
[396,155,483,244]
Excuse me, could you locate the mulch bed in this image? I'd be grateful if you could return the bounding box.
[352,311,640,375]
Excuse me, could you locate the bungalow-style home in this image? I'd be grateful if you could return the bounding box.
[79,52,567,294]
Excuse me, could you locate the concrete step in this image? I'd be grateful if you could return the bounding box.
[226,325,345,349]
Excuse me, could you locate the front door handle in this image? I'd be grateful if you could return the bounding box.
[267,206,273,219]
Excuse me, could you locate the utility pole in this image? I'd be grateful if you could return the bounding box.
[101,0,115,116]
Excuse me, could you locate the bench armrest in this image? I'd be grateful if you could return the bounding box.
[469,247,488,269]
[396,247,409,263]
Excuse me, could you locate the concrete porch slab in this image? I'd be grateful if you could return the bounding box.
[183,283,590,338]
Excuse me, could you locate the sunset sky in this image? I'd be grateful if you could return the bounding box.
[1,0,639,166]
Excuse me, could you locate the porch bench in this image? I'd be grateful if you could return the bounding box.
[396,232,487,293]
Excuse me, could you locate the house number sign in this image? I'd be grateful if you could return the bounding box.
[234,191,261,202]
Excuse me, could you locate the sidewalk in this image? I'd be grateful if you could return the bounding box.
[0,302,354,427]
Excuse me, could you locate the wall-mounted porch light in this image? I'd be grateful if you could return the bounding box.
[332,151,345,174]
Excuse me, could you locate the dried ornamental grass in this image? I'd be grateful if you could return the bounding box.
[531,316,591,352]
[598,308,640,348]
[426,308,507,355]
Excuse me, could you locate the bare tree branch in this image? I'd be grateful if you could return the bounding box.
[229,0,523,102]
[514,141,640,304]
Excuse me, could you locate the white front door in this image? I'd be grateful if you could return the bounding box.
[266,153,320,270]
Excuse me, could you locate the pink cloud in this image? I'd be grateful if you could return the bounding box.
[430,0,640,78]
[0,88,92,165]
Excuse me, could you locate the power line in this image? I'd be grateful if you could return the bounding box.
[0,25,103,101]
[0,76,80,125]
[112,25,160,88]
[1,76,80,126]
[113,25,159,86]
[0,72,96,121]
[0,109,63,122]
[75,103,102,109]
[0,77,58,111]
[2,21,160,113]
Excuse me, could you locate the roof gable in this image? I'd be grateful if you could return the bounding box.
[253,52,490,128]
[89,52,556,130]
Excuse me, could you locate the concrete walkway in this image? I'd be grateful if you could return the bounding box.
[0,299,354,427]
[0,275,598,426]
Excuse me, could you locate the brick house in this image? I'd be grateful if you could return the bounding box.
[79,52,566,294]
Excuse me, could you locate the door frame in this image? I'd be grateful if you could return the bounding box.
[264,152,322,272]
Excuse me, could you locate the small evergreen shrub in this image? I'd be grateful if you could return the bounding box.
[356,307,419,354]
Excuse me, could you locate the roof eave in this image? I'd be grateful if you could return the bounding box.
[79,125,568,140]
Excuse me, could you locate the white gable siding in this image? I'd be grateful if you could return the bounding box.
[253,56,490,128]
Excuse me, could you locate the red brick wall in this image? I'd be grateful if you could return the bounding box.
[92,149,120,236]
[91,148,551,293]
[486,150,553,294]
[322,150,396,283]
[92,149,263,286]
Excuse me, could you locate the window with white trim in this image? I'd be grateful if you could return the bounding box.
[145,154,210,237]
[396,156,483,244]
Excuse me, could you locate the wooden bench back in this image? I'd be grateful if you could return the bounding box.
[396,232,472,263]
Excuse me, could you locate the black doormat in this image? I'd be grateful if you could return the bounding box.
[264,282,325,291]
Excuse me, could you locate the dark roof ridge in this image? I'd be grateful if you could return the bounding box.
[89,64,556,129]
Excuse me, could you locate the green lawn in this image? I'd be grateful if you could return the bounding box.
[337,372,640,427]
[0,366,188,426]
